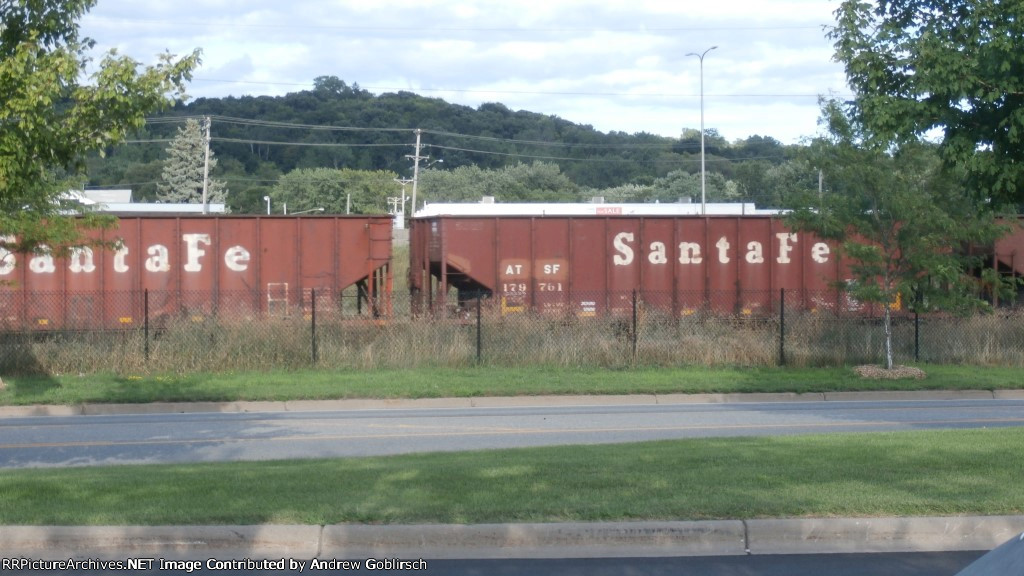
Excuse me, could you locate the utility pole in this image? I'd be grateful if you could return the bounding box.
[201,116,212,215]
[406,129,429,219]
[393,177,413,229]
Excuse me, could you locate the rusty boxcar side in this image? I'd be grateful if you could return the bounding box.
[0,215,393,330]
[409,213,850,316]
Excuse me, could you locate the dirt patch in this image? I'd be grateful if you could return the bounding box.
[853,365,927,380]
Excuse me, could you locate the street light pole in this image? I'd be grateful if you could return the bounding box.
[686,45,717,216]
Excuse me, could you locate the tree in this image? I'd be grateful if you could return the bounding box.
[1,0,199,265]
[643,170,738,204]
[417,162,579,203]
[156,118,227,205]
[271,168,398,215]
[788,99,1007,369]
[831,0,1024,205]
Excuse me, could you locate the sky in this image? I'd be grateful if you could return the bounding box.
[79,0,851,145]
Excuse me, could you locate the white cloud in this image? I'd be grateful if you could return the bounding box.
[80,0,848,143]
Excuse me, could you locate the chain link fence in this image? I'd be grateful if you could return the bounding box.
[2,288,1023,375]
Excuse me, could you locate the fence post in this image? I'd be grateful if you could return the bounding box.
[476,297,482,364]
[914,291,921,363]
[632,289,638,365]
[311,288,318,365]
[779,288,786,366]
[143,289,149,363]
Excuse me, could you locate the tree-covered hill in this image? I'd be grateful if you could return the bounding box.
[85,76,812,214]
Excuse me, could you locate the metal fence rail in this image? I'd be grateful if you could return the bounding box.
[1,289,1021,375]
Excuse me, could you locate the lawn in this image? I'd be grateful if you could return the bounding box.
[2,428,1021,525]
[1,364,1020,406]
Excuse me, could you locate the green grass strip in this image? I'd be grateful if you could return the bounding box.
[2,428,1022,525]
[2,364,1022,406]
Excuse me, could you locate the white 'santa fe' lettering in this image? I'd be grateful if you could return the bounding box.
[613,232,634,265]
[68,247,96,273]
[746,241,764,264]
[0,235,14,276]
[716,237,730,264]
[113,246,129,273]
[182,233,210,272]
[30,248,56,274]
[224,245,250,272]
[611,231,830,267]
[0,234,255,276]
[679,242,702,264]
[812,242,830,263]
[776,233,796,264]
[648,242,668,264]
[145,244,171,272]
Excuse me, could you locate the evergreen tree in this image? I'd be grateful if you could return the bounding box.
[157,118,227,204]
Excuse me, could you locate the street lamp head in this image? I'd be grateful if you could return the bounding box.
[687,46,718,60]
[292,207,325,215]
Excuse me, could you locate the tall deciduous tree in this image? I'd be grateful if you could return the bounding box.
[271,168,399,215]
[788,99,1007,369]
[157,118,227,205]
[416,162,579,203]
[830,0,1024,205]
[0,0,200,265]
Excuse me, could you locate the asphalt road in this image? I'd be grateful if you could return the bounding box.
[3,397,1023,468]
[6,551,987,576]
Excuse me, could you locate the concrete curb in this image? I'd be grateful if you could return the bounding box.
[0,389,1019,418]
[322,521,747,559]
[0,525,321,560]
[2,517,1021,560]
[745,516,1024,555]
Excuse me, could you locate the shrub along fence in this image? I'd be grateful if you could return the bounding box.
[1,289,1022,375]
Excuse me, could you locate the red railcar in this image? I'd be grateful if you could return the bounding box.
[409,207,852,316]
[0,215,393,330]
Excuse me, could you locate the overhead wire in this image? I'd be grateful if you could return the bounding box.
[124,113,794,166]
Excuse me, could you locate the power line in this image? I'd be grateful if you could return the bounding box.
[118,114,798,172]
[212,137,409,149]
[188,78,841,101]
[210,116,413,133]
[83,16,828,34]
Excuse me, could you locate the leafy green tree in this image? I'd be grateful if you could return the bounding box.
[764,159,820,209]
[583,183,652,203]
[271,168,398,214]
[673,128,727,158]
[1,0,199,263]
[788,99,1006,369]
[643,170,738,204]
[831,0,1024,205]
[156,118,227,205]
[417,162,579,204]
